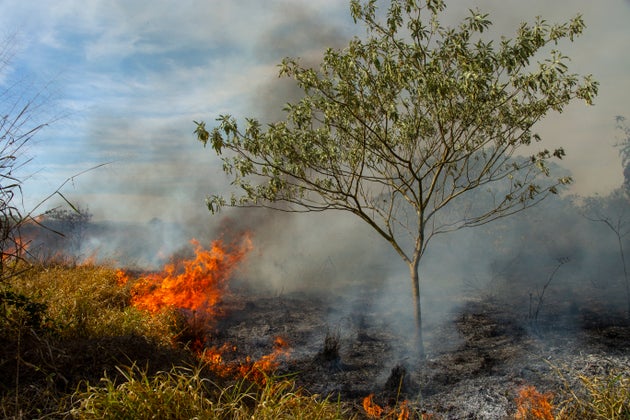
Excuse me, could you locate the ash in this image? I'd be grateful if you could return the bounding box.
[211,287,630,419]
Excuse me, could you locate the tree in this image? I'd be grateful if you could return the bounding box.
[194,0,598,357]
[581,189,630,319]
[41,205,93,258]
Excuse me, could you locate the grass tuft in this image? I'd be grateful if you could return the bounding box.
[71,363,354,420]
[557,368,630,420]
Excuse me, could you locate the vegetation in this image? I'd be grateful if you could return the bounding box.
[557,369,630,420]
[194,0,598,356]
[72,364,351,420]
[0,263,179,417]
[0,33,49,280]
[0,263,357,419]
[0,261,628,418]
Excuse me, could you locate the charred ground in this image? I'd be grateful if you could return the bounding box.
[210,282,630,418]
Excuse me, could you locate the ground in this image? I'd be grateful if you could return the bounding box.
[209,283,630,419]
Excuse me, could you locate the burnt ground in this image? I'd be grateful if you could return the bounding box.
[208,285,630,419]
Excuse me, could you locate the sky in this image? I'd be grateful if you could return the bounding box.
[1,0,629,224]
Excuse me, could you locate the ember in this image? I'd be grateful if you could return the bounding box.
[200,336,291,384]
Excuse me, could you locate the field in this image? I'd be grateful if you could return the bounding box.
[1,235,629,419]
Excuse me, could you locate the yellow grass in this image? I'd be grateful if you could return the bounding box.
[71,363,353,420]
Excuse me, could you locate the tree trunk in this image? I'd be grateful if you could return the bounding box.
[409,260,425,359]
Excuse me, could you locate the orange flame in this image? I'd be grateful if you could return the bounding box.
[119,232,291,384]
[1,237,29,262]
[244,336,291,383]
[201,336,291,385]
[397,400,410,420]
[115,269,130,286]
[130,235,252,317]
[363,394,413,419]
[515,385,554,420]
[363,394,384,418]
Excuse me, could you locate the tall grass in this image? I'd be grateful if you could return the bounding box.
[71,363,353,420]
[0,262,354,419]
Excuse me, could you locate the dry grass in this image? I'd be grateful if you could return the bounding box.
[0,263,188,418]
[8,263,176,342]
[556,369,630,420]
[71,363,353,420]
[1,262,629,419]
[0,262,354,419]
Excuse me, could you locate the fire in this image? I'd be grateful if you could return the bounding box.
[243,336,291,382]
[362,394,412,419]
[201,336,291,385]
[1,237,29,262]
[129,234,252,317]
[363,394,384,418]
[397,400,410,420]
[515,385,554,420]
[119,232,290,384]
[115,269,129,286]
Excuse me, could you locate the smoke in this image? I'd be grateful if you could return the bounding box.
[25,1,630,369]
[206,2,630,364]
[247,2,351,123]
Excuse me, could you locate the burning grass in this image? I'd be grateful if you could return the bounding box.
[127,236,251,317]
[515,386,554,420]
[0,238,356,418]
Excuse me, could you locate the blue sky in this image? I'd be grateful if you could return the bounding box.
[1,0,629,223]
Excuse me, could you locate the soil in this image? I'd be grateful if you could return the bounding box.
[208,286,630,419]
